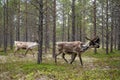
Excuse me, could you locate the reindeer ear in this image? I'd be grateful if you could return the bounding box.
[80,42,84,45]
[35,39,39,43]
[32,39,38,43]
[85,37,91,41]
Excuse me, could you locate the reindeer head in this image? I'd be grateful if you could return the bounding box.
[85,36,100,48]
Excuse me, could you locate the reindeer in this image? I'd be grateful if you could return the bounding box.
[14,41,39,56]
[55,36,100,65]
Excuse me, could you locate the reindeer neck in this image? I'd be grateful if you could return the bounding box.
[81,42,90,52]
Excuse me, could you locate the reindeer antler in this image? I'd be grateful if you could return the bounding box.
[85,37,91,41]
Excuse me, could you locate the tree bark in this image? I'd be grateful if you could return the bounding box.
[67,13,70,41]
[16,0,20,41]
[106,0,109,54]
[117,6,120,50]
[52,0,56,58]
[62,4,65,41]
[93,0,97,53]
[110,3,114,52]
[71,0,76,41]
[44,0,49,53]
[25,0,28,41]
[3,0,8,53]
[101,2,105,49]
[38,0,43,64]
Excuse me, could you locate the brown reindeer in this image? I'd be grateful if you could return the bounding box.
[14,41,39,56]
[55,36,100,65]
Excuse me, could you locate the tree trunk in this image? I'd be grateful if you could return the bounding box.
[79,13,82,41]
[16,0,20,41]
[3,0,8,53]
[93,0,97,53]
[62,4,65,41]
[110,3,114,52]
[117,6,120,50]
[0,27,1,48]
[76,14,80,41]
[38,0,43,64]
[106,0,109,54]
[44,0,50,53]
[101,2,105,49]
[114,20,117,50]
[118,25,120,50]
[25,0,28,41]
[67,13,70,41]
[10,20,14,50]
[52,0,56,58]
[76,20,79,40]
[71,0,76,41]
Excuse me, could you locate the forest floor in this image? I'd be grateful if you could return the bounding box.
[0,49,120,80]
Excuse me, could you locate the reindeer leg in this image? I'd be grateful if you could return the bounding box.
[62,53,68,63]
[78,53,83,66]
[14,48,19,56]
[24,48,29,56]
[55,51,62,63]
[69,53,77,64]
[30,49,35,57]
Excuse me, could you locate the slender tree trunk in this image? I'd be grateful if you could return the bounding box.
[25,0,28,41]
[76,16,79,41]
[16,0,20,41]
[110,22,113,52]
[82,0,86,42]
[62,5,65,41]
[45,0,49,53]
[93,0,97,53]
[9,6,14,50]
[3,3,6,52]
[110,4,114,52]
[67,13,70,41]
[3,0,7,53]
[117,23,120,50]
[0,27,1,48]
[82,11,86,42]
[71,0,76,41]
[6,0,8,46]
[106,0,109,54]
[101,2,104,49]
[52,0,56,58]
[38,0,43,64]
[118,30,120,50]
[79,13,82,41]
[10,20,13,50]
[114,20,117,50]
[117,6,120,50]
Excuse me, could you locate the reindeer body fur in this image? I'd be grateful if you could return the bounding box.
[14,41,38,56]
[56,41,83,54]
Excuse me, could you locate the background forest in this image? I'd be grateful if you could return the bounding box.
[0,0,120,53]
[0,0,120,80]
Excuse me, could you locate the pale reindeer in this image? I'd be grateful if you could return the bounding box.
[14,41,39,56]
[55,36,100,65]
